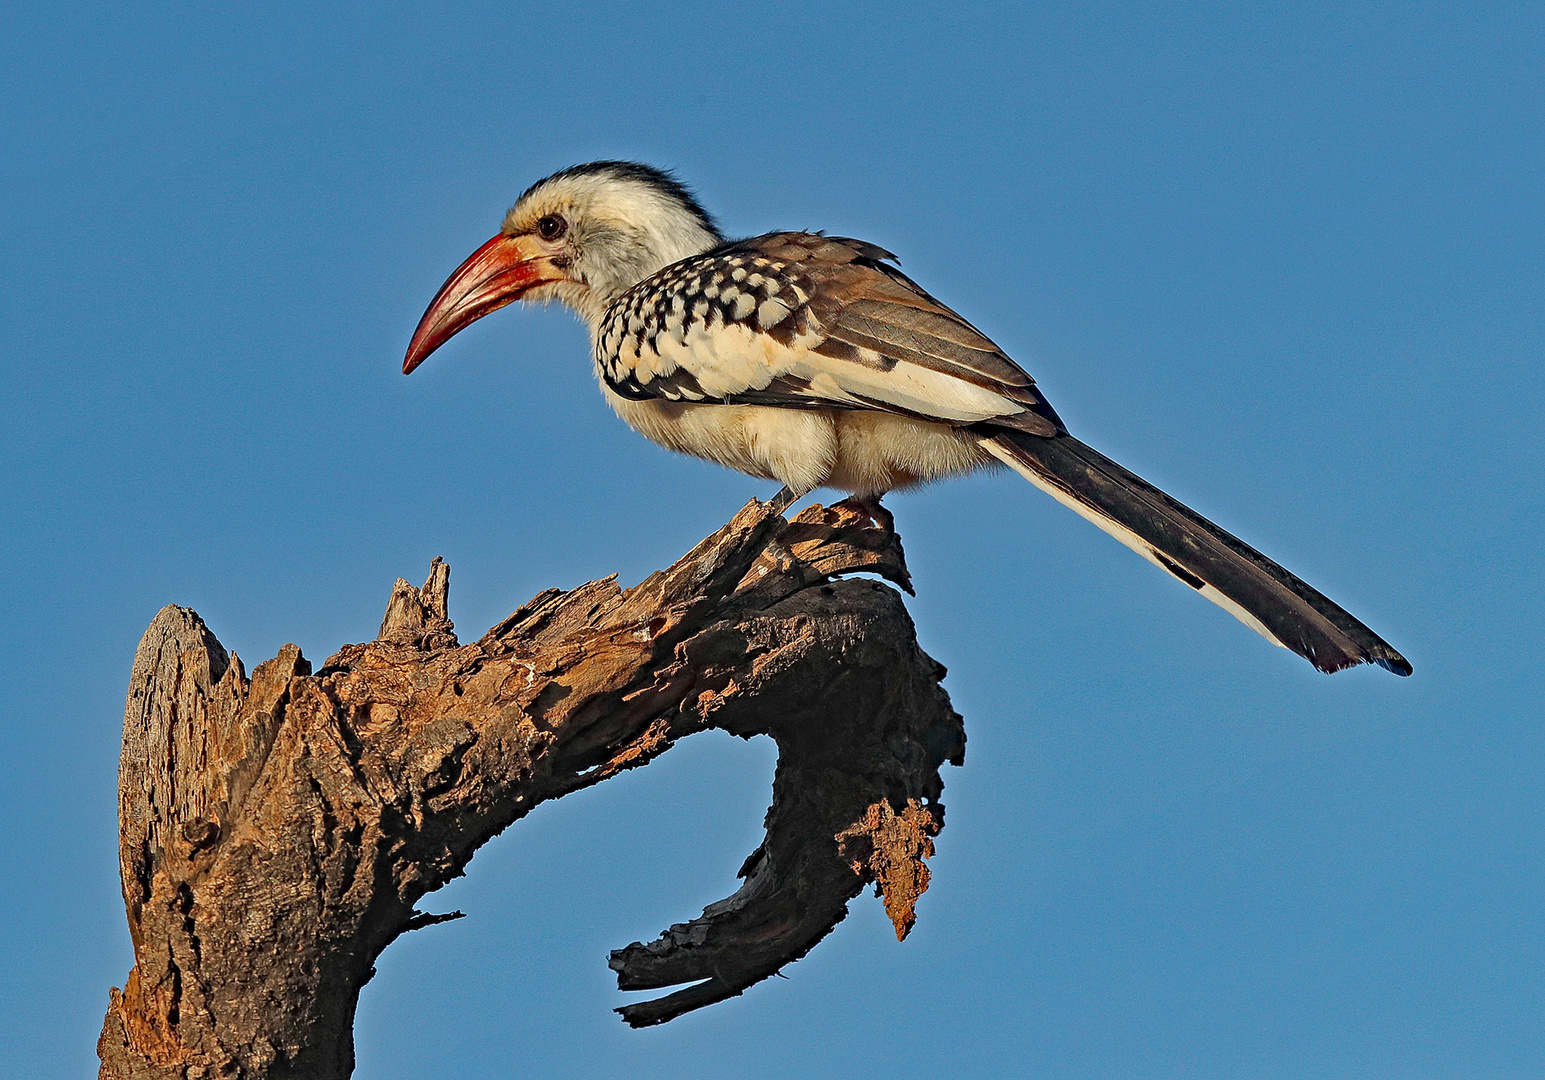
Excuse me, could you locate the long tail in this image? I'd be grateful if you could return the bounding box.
[979,430,1410,675]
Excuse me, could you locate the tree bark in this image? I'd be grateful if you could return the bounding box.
[97,499,966,1079]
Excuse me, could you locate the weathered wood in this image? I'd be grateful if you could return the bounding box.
[98,499,965,1078]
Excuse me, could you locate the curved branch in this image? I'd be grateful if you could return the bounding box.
[97,500,964,1079]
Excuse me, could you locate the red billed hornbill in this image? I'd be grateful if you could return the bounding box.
[404,161,1410,676]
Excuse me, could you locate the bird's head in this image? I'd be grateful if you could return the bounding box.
[403,161,722,373]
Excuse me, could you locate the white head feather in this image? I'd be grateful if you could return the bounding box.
[502,162,723,329]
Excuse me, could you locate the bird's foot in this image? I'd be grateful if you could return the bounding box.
[832,494,895,532]
[766,486,800,516]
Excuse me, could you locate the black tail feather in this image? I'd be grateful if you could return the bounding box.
[980,430,1411,676]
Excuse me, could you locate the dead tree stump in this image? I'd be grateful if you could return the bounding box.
[97,499,966,1079]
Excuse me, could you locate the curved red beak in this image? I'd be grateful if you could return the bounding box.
[403,233,558,374]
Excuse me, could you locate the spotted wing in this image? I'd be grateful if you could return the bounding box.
[595,232,1063,435]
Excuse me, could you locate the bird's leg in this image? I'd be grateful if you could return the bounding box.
[832,493,894,532]
[767,486,800,515]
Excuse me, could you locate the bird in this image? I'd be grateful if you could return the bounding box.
[403,161,1410,677]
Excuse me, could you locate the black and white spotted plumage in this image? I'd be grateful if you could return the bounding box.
[403,161,1410,676]
[596,232,1061,435]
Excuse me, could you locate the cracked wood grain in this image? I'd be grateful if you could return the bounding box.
[98,499,965,1079]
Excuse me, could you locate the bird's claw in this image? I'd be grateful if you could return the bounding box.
[767,486,800,516]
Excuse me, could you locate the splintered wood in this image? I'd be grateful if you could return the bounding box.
[99,499,965,1079]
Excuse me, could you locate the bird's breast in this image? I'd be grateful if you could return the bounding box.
[601,390,836,493]
[600,388,992,497]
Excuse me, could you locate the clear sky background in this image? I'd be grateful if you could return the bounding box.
[2,3,1540,1077]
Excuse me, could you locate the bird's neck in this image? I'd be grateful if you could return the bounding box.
[572,218,722,334]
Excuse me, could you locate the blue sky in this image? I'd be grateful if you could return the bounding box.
[2,3,1541,1077]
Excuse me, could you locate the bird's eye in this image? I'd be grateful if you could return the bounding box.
[536,214,568,242]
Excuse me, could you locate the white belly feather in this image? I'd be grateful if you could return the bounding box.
[603,388,994,496]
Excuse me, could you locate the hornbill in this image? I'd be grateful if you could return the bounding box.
[404,161,1410,676]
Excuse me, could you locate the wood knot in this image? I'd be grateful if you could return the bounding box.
[180,819,220,851]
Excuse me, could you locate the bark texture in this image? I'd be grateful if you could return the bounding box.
[98,499,965,1079]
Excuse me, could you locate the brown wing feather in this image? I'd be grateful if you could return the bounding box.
[597,232,1062,434]
[747,234,1063,427]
